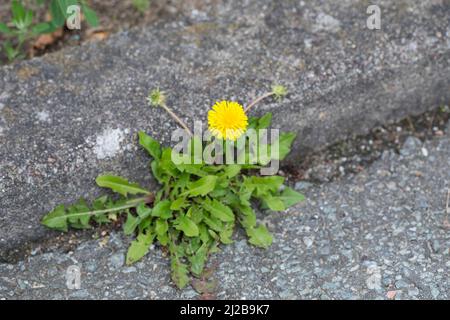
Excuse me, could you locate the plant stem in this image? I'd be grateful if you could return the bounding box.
[245,92,275,113]
[161,103,193,136]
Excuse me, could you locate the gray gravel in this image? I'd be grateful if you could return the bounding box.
[1,122,449,300]
[1,0,449,259]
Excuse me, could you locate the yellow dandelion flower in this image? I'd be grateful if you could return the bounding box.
[208,101,248,141]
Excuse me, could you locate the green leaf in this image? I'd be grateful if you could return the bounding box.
[151,200,172,219]
[279,187,305,207]
[178,172,192,185]
[247,116,259,129]
[155,219,169,236]
[41,205,68,231]
[49,0,79,23]
[257,143,272,166]
[138,131,161,159]
[275,132,296,160]
[41,196,140,231]
[136,203,152,219]
[217,176,229,188]
[3,42,21,61]
[150,160,164,183]
[92,196,111,224]
[247,225,273,248]
[157,232,169,246]
[159,148,178,177]
[189,243,209,276]
[235,203,256,229]
[67,199,91,228]
[11,0,26,21]
[208,229,219,241]
[81,3,99,27]
[0,23,12,35]
[202,198,235,222]
[263,195,285,211]
[257,112,272,129]
[170,254,190,289]
[188,206,204,224]
[248,113,273,130]
[182,175,218,197]
[244,175,285,196]
[223,164,241,178]
[175,163,207,177]
[177,135,203,165]
[123,213,139,235]
[96,175,150,197]
[139,217,152,231]
[126,231,154,264]
[203,214,223,232]
[219,222,234,244]
[199,224,211,243]
[209,187,228,199]
[32,22,55,34]
[175,216,199,237]
[170,197,188,210]
[170,172,190,198]
[23,9,34,27]
[203,165,225,173]
[50,0,66,27]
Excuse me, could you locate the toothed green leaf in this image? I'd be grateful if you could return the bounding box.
[0,23,12,35]
[41,197,139,231]
[41,205,68,231]
[170,243,190,289]
[81,3,99,27]
[126,231,154,265]
[41,110,302,291]
[174,215,199,237]
[222,164,241,178]
[182,175,218,197]
[189,243,209,276]
[257,112,272,129]
[152,200,172,219]
[96,175,150,197]
[274,132,297,160]
[263,195,285,211]
[155,219,169,236]
[123,213,139,235]
[139,131,161,159]
[279,187,305,207]
[202,198,235,222]
[247,225,273,249]
[170,197,188,210]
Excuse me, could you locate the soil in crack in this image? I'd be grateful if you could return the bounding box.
[284,105,450,184]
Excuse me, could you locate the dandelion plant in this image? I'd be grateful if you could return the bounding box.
[41,84,305,289]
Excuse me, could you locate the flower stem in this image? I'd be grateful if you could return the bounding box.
[244,92,275,113]
[161,103,193,136]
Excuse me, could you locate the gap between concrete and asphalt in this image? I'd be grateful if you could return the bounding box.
[0,0,449,261]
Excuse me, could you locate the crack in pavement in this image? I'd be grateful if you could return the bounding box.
[1,120,449,300]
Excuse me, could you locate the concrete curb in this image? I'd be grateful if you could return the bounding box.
[0,0,449,259]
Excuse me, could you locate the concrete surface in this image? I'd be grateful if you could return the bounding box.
[1,0,449,261]
[1,121,449,300]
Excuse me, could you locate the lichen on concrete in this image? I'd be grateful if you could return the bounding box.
[90,127,129,160]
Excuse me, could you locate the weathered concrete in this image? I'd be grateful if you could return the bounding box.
[1,0,449,259]
[1,123,450,299]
